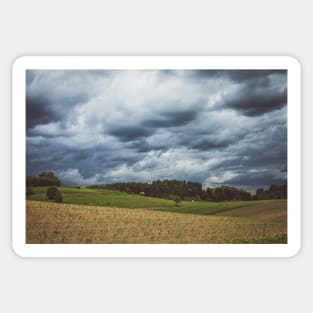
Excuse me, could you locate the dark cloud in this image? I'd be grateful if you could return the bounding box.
[26,93,91,132]
[221,70,287,116]
[191,69,287,116]
[189,70,221,79]
[191,138,232,150]
[223,70,286,82]
[26,69,288,191]
[126,139,168,153]
[27,139,143,180]
[143,110,198,128]
[191,69,286,82]
[109,126,155,141]
[223,85,287,116]
[26,95,56,129]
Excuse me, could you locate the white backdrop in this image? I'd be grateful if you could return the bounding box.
[0,1,311,312]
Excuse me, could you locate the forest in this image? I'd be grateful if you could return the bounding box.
[90,180,287,201]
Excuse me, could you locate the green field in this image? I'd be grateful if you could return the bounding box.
[27,186,282,216]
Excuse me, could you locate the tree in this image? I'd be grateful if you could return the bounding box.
[253,184,287,200]
[46,187,58,200]
[173,196,181,206]
[205,187,213,200]
[46,187,63,202]
[39,171,55,177]
[27,172,62,187]
[54,190,63,203]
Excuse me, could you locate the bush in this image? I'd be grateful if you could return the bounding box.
[173,196,181,206]
[46,187,58,200]
[54,190,63,203]
[46,187,63,202]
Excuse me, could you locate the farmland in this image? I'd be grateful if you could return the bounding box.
[27,186,284,216]
[26,187,287,244]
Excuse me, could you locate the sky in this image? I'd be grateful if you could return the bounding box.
[26,69,287,192]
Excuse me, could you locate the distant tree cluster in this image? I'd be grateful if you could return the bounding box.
[253,184,287,200]
[90,180,254,201]
[91,180,202,200]
[27,172,62,187]
[208,186,252,201]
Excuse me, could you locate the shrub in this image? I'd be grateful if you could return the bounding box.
[173,196,181,206]
[54,190,63,203]
[46,187,58,200]
[46,187,63,202]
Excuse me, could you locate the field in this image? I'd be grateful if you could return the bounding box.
[26,187,287,244]
[27,186,283,215]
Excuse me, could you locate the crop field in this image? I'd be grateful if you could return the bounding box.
[26,187,287,244]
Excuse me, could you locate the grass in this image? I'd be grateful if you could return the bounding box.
[27,186,285,216]
[26,200,287,244]
[227,234,287,244]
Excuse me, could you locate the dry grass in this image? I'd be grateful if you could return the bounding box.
[26,200,287,244]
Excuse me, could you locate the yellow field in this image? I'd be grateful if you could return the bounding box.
[26,200,287,244]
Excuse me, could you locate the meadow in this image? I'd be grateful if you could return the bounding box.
[26,187,287,244]
[27,186,283,216]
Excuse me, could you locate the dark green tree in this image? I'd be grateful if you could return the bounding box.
[46,187,63,202]
[54,190,63,203]
[46,187,58,200]
[27,172,61,187]
[173,196,181,206]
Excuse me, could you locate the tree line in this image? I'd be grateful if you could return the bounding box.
[253,184,287,200]
[26,172,62,187]
[90,179,259,201]
[91,180,287,201]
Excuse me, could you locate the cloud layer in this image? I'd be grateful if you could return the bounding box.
[26,69,287,191]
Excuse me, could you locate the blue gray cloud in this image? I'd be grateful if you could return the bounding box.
[26,69,287,191]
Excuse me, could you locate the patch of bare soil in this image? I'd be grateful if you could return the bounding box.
[215,201,287,222]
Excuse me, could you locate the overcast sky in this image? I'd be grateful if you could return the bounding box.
[26,69,287,191]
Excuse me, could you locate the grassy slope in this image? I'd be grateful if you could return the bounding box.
[27,186,284,216]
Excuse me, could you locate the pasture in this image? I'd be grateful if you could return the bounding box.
[27,186,284,216]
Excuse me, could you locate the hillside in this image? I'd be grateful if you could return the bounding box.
[26,186,284,216]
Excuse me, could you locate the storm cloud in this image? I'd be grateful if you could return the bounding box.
[26,69,287,191]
